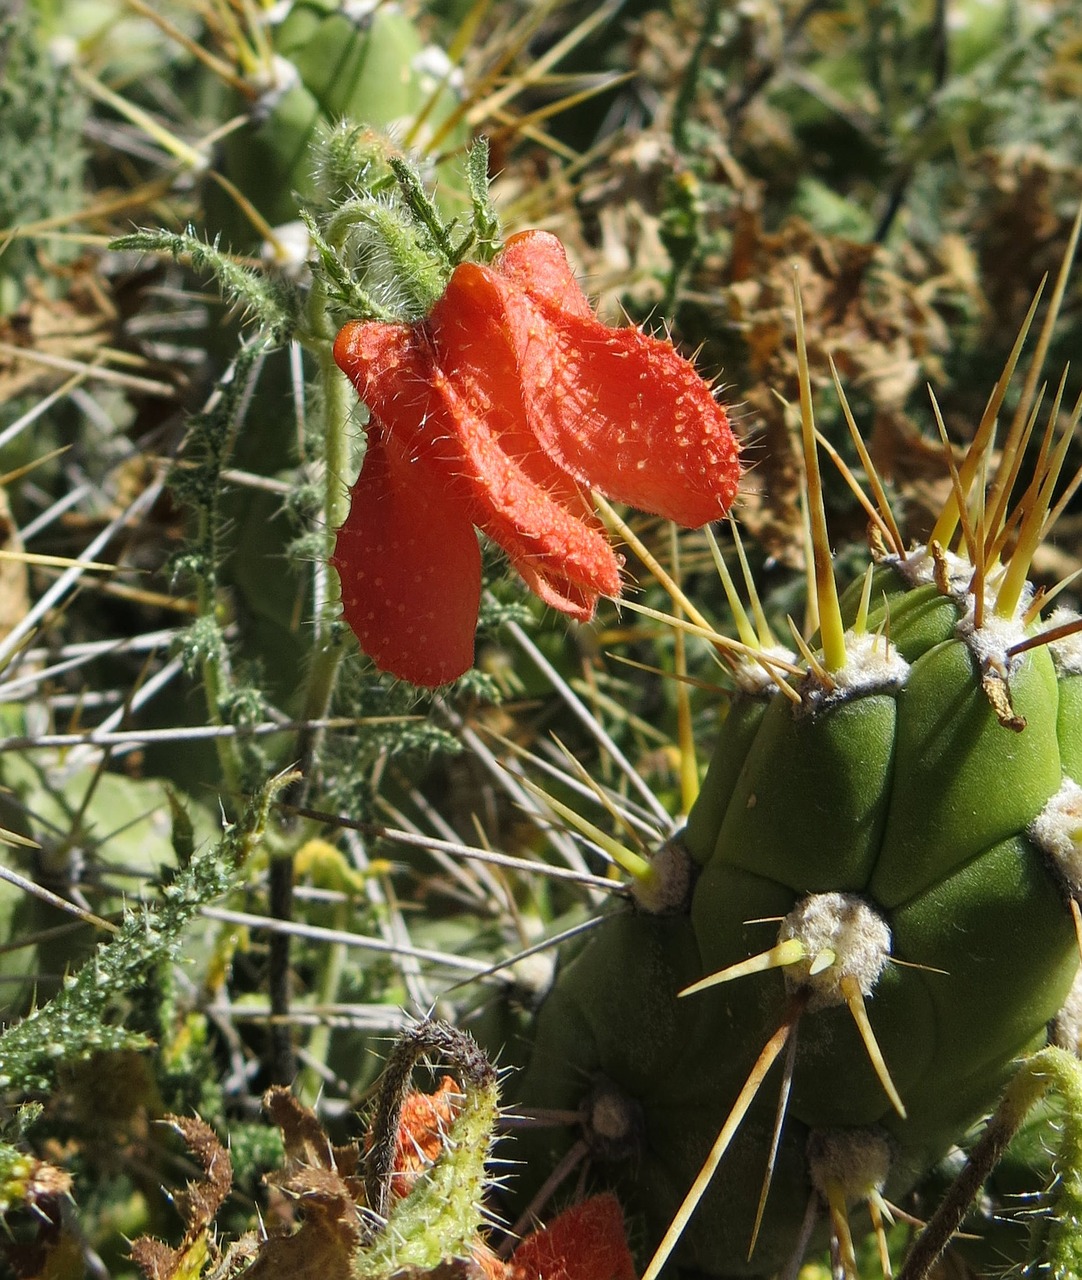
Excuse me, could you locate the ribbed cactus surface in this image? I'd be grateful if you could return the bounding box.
[517,269,1082,1278]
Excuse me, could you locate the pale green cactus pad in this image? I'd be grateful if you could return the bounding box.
[204,0,466,251]
[516,213,1082,1279]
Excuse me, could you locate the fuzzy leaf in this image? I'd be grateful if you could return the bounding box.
[110,227,296,344]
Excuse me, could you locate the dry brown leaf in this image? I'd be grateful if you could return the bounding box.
[255,1087,365,1280]
[704,212,955,562]
[0,272,115,404]
[263,1086,338,1171]
[239,1216,358,1280]
[733,384,802,566]
[971,148,1074,323]
[129,1116,232,1280]
[245,1166,362,1280]
[262,1085,360,1180]
[170,1117,233,1232]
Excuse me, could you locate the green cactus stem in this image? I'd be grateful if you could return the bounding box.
[516,207,1082,1279]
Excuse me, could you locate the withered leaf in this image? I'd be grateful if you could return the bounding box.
[0,276,116,403]
[254,1086,365,1280]
[129,1237,188,1280]
[263,1086,359,1177]
[129,1116,232,1280]
[240,1192,361,1280]
[710,212,954,564]
[169,1116,233,1229]
[981,664,1027,732]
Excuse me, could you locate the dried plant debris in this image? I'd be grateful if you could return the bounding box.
[127,1020,634,1280]
[252,1088,365,1280]
[130,1023,499,1280]
[129,1117,234,1280]
[709,214,952,563]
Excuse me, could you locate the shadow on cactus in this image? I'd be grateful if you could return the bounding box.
[512,208,1082,1280]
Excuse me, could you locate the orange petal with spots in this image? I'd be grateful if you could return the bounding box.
[421,358,623,609]
[332,422,481,687]
[494,230,595,320]
[438,258,740,528]
[511,561,599,622]
[335,322,622,611]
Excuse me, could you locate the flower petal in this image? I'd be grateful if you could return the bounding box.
[336,320,623,612]
[508,1194,636,1280]
[507,559,599,622]
[442,257,740,528]
[494,230,595,320]
[424,357,623,606]
[536,312,741,526]
[332,417,481,687]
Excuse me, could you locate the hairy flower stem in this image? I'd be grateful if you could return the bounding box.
[190,345,293,1082]
[898,1047,1082,1280]
[193,342,268,809]
[265,256,356,1085]
[294,232,357,789]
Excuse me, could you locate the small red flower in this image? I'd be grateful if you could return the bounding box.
[505,1193,636,1280]
[333,230,740,686]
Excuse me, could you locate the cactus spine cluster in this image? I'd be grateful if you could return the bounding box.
[518,222,1082,1278]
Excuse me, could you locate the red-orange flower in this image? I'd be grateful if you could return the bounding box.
[333,230,740,686]
[504,1194,636,1280]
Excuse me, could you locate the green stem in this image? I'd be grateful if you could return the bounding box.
[195,592,242,807]
[293,250,355,789]
[671,0,722,154]
[295,898,351,1107]
[265,251,355,1086]
[193,345,268,811]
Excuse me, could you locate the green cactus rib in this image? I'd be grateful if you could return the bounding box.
[515,252,1082,1277]
[522,611,1081,1275]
